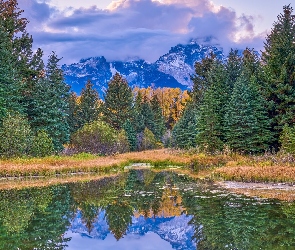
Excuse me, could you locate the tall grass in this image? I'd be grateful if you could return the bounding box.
[2,149,295,184]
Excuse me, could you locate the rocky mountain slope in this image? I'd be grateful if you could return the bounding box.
[62,40,224,95]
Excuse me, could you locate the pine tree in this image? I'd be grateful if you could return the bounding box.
[31,52,70,152]
[77,80,100,129]
[262,5,295,148]
[133,91,145,133]
[67,92,79,134]
[191,52,216,104]
[195,62,228,153]
[172,101,198,149]
[225,49,242,89]
[0,0,44,121]
[102,73,133,130]
[195,86,224,153]
[141,96,155,132]
[0,0,27,120]
[123,119,137,151]
[224,74,272,153]
[0,16,23,119]
[150,95,166,140]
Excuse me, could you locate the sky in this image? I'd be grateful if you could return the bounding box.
[18,0,293,64]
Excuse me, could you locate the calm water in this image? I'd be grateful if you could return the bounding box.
[0,170,295,250]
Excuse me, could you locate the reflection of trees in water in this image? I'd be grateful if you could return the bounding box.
[2,170,294,248]
[71,170,187,239]
[0,185,73,249]
[105,200,133,240]
[180,186,295,250]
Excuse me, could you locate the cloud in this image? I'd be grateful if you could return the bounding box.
[20,0,265,64]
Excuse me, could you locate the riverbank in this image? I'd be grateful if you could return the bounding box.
[0,149,195,179]
[1,149,295,191]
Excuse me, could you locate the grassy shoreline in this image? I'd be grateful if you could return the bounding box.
[1,149,295,185]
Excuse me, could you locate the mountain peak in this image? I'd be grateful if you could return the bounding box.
[62,40,224,95]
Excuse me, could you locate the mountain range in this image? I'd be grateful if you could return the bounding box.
[62,40,224,95]
[68,210,196,249]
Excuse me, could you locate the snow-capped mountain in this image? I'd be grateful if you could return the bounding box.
[62,40,224,95]
[68,209,196,250]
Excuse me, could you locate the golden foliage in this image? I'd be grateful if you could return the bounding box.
[133,87,191,126]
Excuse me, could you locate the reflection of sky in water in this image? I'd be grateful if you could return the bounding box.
[66,231,174,250]
[65,210,195,250]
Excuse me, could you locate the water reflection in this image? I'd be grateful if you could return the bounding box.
[0,170,295,249]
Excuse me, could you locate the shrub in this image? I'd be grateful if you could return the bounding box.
[137,128,158,151]
[0,112,32,158]
[115,130,130,154]
[30,130,54,157]
[279,124,295,155]
[70,120,128,155]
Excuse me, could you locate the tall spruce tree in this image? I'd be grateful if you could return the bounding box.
[123,119,137,151]
[0,24,23,120]
[225,49,242,89]
[191,52,216,105]
[140,96,155,133]
[0,0,26,119]
[102,73,133,130]
[262,5,295,148]
[224,74,272,154]
[195,62,228,153]
[67,92,79,134]
[133,91,145,133]
[31,52,70,152]
[172,101,198,149]
[150,95,166,140]
[0,0,44,121]
[77,80,100,129]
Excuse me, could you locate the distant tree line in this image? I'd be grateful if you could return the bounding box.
[0,1,294,157]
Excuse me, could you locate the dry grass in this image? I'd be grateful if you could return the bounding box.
[214,165,295,183]
[214,153,295,183]
[0,174,119,190]
[229,188,295,202]
[2,149,295,187]
[0,149,197,178]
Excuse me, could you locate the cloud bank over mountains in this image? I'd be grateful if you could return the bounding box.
[19,0,266,63]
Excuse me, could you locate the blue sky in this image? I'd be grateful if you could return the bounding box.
[19,0,293,64]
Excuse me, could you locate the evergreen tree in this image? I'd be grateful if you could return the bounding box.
[31,52,70,152]
[150,95,166,140]
[172,101,198,149]
[123,119,137,151]
[191,52,216,104]
[141,96,155,133]
[133,91,145,133]
[77,80,100,129]
[0,0,44,121]
[224,74,272,153]
[0,21,23,120]
[67,92,79,134]
[102,73,133,130]
[262,5,295,148]
[225,49,242,89]
[195,62,228,153]
[195,86,224,153]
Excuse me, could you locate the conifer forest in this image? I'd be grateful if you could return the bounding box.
[0,0,295,159]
